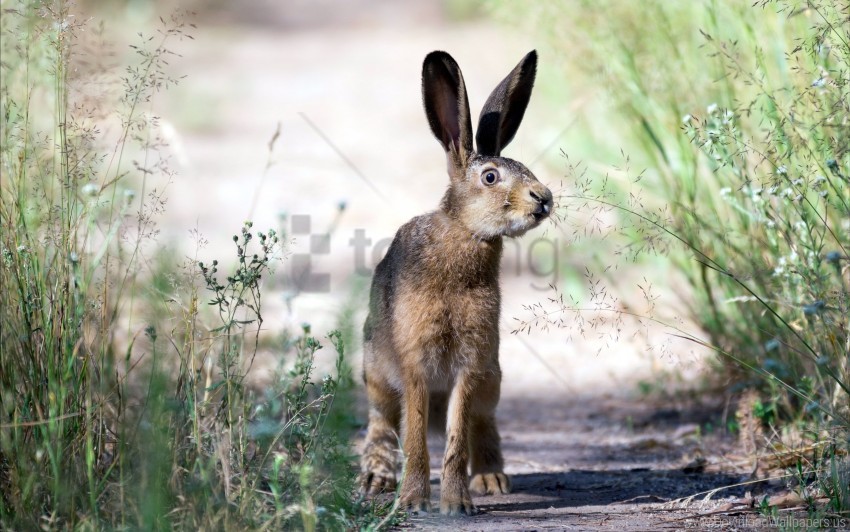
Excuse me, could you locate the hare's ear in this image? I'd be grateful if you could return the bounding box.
[422,51,473,166]
[476,50,537,157]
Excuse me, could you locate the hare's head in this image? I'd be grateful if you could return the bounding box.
[422,50,552,239]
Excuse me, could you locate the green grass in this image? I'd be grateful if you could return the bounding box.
[0,2,392,529]
[493,0,849,519]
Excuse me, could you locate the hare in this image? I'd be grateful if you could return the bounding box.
[359,50,552,516]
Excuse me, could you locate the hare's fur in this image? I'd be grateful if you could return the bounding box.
[360,50,552,516]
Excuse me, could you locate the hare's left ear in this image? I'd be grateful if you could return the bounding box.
[476,50,537,157]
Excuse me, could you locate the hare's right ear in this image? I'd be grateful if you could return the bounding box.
[476,50,537,157]
[422,51,473,167]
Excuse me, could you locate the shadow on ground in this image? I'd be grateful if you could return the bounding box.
[405,466,752,531]
[479,468,745,512]
[379,392,768,530]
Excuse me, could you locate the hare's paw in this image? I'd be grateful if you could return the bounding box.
[359,446,397,495]
[469,472,510,495]
[399,493,431,514]
[440,477,477,516]
[439,494,476,516]
[399,472,432,514]
[359,468,396,495]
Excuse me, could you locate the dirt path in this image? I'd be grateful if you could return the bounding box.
[364,393,762,531]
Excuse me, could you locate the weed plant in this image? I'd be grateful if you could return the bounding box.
[0,2,381,529]
[494,0,849,518]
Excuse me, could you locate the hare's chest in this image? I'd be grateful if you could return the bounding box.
[392,281,500,380]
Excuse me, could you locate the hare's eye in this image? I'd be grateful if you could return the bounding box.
[481,169,500,186]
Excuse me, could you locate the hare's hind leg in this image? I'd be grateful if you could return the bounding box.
[359,360,401,495]
[468,370,511,495]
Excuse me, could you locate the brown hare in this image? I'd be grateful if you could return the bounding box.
[359,50,552,516]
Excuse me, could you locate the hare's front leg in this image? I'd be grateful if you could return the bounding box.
[399,372,431,513]
[359,374,401,495]
[468,369,510,495]
[440,371,477,515]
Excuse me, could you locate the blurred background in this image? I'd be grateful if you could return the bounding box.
[74,0,706,397]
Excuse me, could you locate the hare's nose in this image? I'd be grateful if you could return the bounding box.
[529,188,553,214]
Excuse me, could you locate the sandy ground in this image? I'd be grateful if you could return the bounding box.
[124,1,764,528]
[398,395,762,531]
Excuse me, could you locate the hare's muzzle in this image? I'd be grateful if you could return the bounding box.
[529,187,554,222]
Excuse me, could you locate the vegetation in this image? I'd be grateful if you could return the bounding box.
[0,2,391,529]
[494,0,849,520]
[3,0,848,527]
